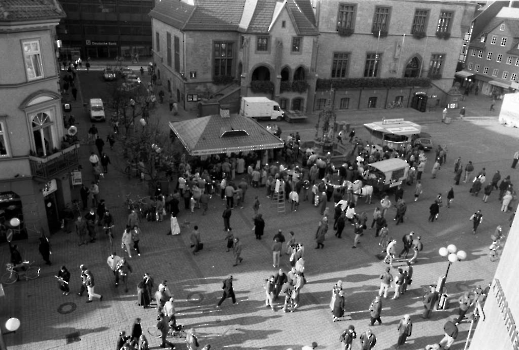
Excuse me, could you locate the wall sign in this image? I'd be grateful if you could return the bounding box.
[493,279,519,349]
[42,179,57,197]
[71,171,82,186]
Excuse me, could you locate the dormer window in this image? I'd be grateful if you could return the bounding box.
[500,23,505,31]
[480,35,486,43]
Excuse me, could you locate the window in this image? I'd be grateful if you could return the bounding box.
[500,23,505,31]
[501,37,508,46]
[331,52,349,78]
[364,53,381,77]
[213,42,234,77]
[503,71,509,79]
[436,11,453,33]
[483,67,489,74]
[291,37,301,53]
[189,71,196,79]
[174,36,180,73]
[507,56,513,65]
[471,49,475,56]
[279,98,287,110]
[292,98,303,111]
[0,121,9,157]
[478,50,483,58]
[23,40,44,81]
[316,98,327,110]
[282,21,286,28]
[487,52,493,60]
[490,35,497,45]
[155,32,160,52]
[368,97,377,108]
[32,112,54,157]
[492,69,499,77]
[515,58,519,66]
[411,9,428,34]
[337,4,356,30]
[475,64,480,72]
[497,54,503,62]
[468,62,473,70]
[340,98,350,109]
[256,36,269,52]
[372,7,390,32]
[429,54,444,76]
[166,32,172,67]
[511,73,517,81]
[480,35,486,43]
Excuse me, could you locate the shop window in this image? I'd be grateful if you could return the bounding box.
[372,6,390,33]
[0,121,10,157]
[436,11,453,34]
[496,54,503,63]
[511,73,517,82]
[490,35,497,45]
[411,9,428,34]
[339,98,350,109]
[507,56,513,65]
[292,98,303,111]
[22,40,44,81]
[475,64,480,72]
[368,97,377,108]
[332,52,349,78]
[478,50,483,58]
[501,37,508,46]
[32,112,54,157]
[279,98,288,110]
[316,98,327,110]
[502,71,509,79]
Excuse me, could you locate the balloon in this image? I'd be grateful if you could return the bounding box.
[448,253,458,263]
[447,244,457,254]
[457,250,467,261]
[439,247,448,257]
[5,317,21,332]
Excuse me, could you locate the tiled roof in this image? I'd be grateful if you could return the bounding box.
[169,114,284,156]
[0,0,65,22]
[183,0,246,31]
[287,0,318,36]
[247,0,277,33]
[292,0,315,26]
[507,41,519,56]
[149,0,195,30]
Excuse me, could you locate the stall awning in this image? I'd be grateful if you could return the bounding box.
[169,114,284,156]
[455,70,475,79]
[489,80,511,89]
[364,120,421,136]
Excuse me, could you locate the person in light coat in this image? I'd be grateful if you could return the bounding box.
[121,226,133,258]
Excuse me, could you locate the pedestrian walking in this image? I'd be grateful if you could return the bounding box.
[85,269,103,303]
[399,231,414,258]
[217,275,237,307]
[137,278,150,308]
[116,257,132,293]
[89,181,99,207]
[335,211,346,238]
[403,261,413,292]
[265,275,276,311]
[499,176,511,200]
[252,196,260,216]
[107,252,122,286]
[422,285,438,319]
[512,151,519,169]
[414,181,422,201]
[80,184,89,210]
[75,216,88,246]
[439,318,459,350]
[396,315,412,348]
[442,108,447,123]
[429,201,440,222]
[380,195,391,218]
[272,239,282,268]
[77,264,88,296]
[359,328,377,350]
[57,265,71,295]
[130,318,143,344]
[469,210,483,234]
[378,266,393,299]
[38,232,51,265]
[408,236,423,264]
[447,187,454,207]
[157,313,174,349]
[252,213,265,240]
[222,205,232,231]
[394,199,407,225]
[340,325,357,350]
[121,226,133,258]
[190,226,201,255]
[393,268,405,300]
[88,124,98,143]
[100,153,111,174]
[431,159,441,178]
[464,161,474,182]
[459,106,466,119]
[233,238,243,266]
[132,225,142,256]
[368,295,382,326]
[491,170,501,190]
[455,292,473,324]
[385,239,396,265]
[315,217,328,249]
[454,157,461,173]
[352,217,363,249]
[71,86,78,101]
[332,290,346,322]
[185,328,200,350]
[289,188,299,211]
[168,213,180,236]
[482,183,493,202]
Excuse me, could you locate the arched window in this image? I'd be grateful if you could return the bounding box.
[251,66,270,81]
[280,67,290,82]
[32,112,53,157]
[404,57,421,78]
[294,66,306,81]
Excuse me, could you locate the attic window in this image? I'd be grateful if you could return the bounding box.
[480,35,486,43]
[282,21,286,28]
[221,130,249,138]
[500,24,505,31]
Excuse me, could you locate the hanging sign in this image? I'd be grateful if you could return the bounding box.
[71,171,82,186]
[42,179,57,197]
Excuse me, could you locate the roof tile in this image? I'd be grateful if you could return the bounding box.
[149,0,195,29]
[247,0,277,33]
[0,0,65,21]
[184,0,246,31]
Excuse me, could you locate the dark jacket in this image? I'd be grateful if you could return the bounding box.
[369,299,382,318]
[429,202,440,215]
[222,277,234,293]
[443,321,458,339]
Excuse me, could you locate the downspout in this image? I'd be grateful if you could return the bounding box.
[357,88,362,109]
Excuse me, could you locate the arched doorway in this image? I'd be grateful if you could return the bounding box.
[292,98,304,111]
[404,57,421,78]
[411,93,428,112]
[251,66,270,81]
[294,66,305,81]
[280,67,290,82]
[32,112,53,157]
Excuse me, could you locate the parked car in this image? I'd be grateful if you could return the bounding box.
[412,132,433,151]
[118,67,133,78]
[125,74,141,85]
[103,68,116,81]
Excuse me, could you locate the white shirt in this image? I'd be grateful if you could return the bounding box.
[289,191,299,203]
[89,154,99,164]
[107,255,122,271]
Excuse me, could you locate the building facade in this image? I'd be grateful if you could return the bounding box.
[57,0,153,62]
[150,0,319,113]
[465,7,519,97]
[0,1,79,241]
[314,0,476,111]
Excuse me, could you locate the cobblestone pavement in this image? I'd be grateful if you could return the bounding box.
[0,69,516,350]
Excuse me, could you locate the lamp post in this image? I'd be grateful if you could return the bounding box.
[437,244,467,294]
[0,317,21,350]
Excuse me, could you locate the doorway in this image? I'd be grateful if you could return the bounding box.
[411,94,428,112]
[44,194,60,233]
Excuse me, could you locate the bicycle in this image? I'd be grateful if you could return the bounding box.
[1,261,40,285]
[148,323,186,339]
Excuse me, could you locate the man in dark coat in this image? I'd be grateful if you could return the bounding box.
[335,211,346,238]
[368,295,382,326]
[273,269,287,300]
[254,214,265,239]
[429,201,440,222]
[422,285,438,319]
[222,205,232,231]
[394,199,407,225]
[38,233,51,265]
[217,275,236,307]
[399,231,414,258]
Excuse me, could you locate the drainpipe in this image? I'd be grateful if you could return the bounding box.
[357,88,362,109]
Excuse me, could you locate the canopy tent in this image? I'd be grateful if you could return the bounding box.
[489,80,511,89]
[364,119,421,136]
[169,113,284,156]
[455,70,475,79]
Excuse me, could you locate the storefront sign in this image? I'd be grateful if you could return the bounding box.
[493,279,519,349]
[85,40,117,46]
[42,179,57,197]
[71,171,82,186]
[382,118,404,125]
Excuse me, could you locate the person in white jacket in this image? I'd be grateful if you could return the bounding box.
[121,227,133,258]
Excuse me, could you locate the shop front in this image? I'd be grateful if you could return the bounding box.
[0,192,27,242]
[85,40,118,59]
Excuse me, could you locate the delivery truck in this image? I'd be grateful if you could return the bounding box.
[240,97,285,121]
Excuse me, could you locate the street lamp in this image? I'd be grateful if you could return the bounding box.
[437,244,467,294]
[0,317,21,350]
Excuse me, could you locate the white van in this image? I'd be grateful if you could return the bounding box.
[89,98,106,122]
